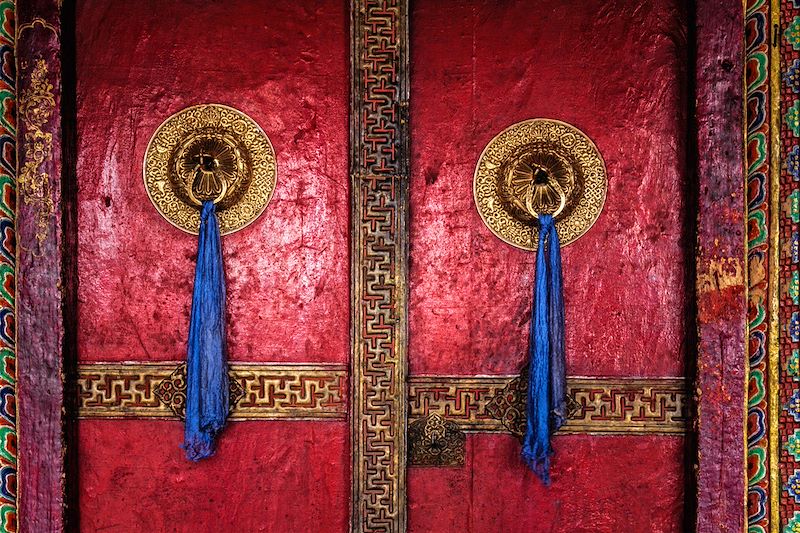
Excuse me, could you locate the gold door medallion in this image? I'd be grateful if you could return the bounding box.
[144,104,277,235]
[474,119,607,250]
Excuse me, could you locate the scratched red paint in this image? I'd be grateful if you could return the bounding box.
[75,1,350,530]
[409,435,685,533]
[76,0,350,365]
[408,0,689,531]
[409,0,690,378]
[79,421,349,532]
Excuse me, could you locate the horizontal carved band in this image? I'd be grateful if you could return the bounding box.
[78,362,348,420]
[408,375,688,435]
[78,363,687,435]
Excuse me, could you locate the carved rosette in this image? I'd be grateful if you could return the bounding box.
[484,369,581,438]
[484,371,529,437]
[153,363,244,419]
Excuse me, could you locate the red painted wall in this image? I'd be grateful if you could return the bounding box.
[75,1,350,531]
[408,0,689,531]
[409,435,685,532]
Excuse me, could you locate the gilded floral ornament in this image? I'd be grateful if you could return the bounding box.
[786,512,800,533]
[473,119,607,250]
[786,430,800,461]
[788,390,800,422]
[789,470,800,504]
[788,145,800,181]
[792,351,800,378]
[786,16,800,51]
[786,59,800,94]
[144,104,277,235]
[788,100,800,137]
[18,58,55,251]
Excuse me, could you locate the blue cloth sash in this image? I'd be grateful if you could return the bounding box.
[183,201,229,461]
[522,214,567,484]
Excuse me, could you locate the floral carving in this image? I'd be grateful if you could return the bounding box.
[18,58,55,251]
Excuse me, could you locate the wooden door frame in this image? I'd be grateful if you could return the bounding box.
[7,0,760,531]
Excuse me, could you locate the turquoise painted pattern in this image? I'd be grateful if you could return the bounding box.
[746,0,772,531]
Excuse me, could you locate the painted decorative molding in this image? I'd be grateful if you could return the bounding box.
[408,375,688,435]
[779,0,800,528]
[350,0,410,531]
[0,1,15,530]
[78,363,686,437]
[744,0,776,530]
[78,363,348,420]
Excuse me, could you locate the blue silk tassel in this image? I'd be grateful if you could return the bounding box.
[183,201,229,461]
[522,214,567,484]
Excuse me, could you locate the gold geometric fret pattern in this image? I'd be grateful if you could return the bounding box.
[78,363,686,436]
[350,0,410,531]
[408,375,687,435]
[78,362,347,420]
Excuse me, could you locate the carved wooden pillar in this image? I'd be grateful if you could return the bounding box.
[349,0,409,531]
[694,0,746,531]
[16,0,73,531]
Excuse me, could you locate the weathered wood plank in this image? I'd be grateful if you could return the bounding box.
[694,1,747,531]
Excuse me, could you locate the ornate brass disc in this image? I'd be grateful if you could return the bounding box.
[144,104,277,235]
[473,119,607,250]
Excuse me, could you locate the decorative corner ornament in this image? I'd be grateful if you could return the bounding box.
[408,414,466,467]
[485,367,581,439]
[473,119,607,249]
[143,104,277,235]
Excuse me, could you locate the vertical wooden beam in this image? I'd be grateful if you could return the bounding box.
[694,0,747,531]
[15,0,68,530]
[350,0,409,531]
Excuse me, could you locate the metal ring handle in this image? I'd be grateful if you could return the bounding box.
[186,178,229,208]
[525,181,567,219]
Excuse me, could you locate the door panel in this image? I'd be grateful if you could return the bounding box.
[76,0,350,366]
[408,0,689,377]
[75,1,350,531]
[407,1,689,531]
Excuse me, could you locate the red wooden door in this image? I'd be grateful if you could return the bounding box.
[405,1,689,531]
[74,1,351,530]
